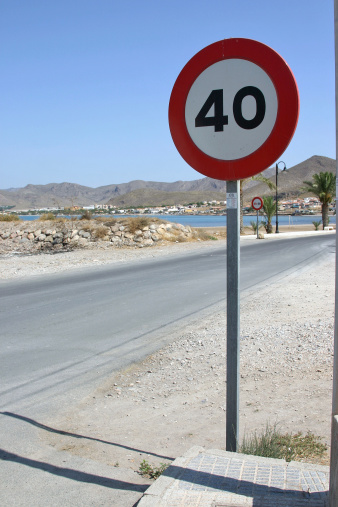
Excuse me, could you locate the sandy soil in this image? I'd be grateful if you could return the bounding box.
[1,231,335,474]
[39,239,335,473]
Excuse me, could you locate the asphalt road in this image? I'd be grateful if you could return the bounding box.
[0,235,335,413]
[0,234,335,506]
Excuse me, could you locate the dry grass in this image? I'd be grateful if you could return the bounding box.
[96,217,118,227]
[93,225,109,240]
[126,217,152,234]
[80,210,92,220]
[240,424,327,464]
[78,221,95,232]
[38,212,55,221]
[0,214,21,222]
[193,228,219,241]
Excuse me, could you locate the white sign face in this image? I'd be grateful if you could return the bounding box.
[185,59,278,160]
[252,197,263,210]
[227,192,238,209]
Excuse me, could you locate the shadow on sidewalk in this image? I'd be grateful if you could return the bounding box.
[161,464,328,506]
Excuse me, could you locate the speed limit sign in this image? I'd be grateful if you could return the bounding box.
[169,38,299,181]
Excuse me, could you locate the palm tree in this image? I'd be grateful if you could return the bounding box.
[262,196,276,234]
[302,172,336,229]
[240,174,276,233]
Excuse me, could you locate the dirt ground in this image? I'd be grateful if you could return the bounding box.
[38,240,335,474]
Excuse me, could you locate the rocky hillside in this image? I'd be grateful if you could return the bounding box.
[243,155,336,203]
[0,155,335,209]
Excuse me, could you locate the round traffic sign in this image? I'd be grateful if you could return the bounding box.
[169,38,299,181]
[251,196,263,211]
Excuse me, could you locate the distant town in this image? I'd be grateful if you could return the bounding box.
[1,196,335,216]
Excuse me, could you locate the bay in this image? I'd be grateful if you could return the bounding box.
[19,214,335,228]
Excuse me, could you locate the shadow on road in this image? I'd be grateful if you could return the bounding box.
[0,447,148,492]
[0,411,174,461]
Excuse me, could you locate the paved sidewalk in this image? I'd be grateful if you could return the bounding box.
[138,447,329,506]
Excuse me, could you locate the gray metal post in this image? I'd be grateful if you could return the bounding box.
[330,1,338,504]
[256,210,259,239]
[275,165,279,233]
[226,180,240,452]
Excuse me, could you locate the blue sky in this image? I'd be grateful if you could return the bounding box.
[0,0,335,189]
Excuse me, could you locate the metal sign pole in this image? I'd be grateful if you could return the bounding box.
[256,210,259,239]
[226,180,240,452]
[330,1,338,504]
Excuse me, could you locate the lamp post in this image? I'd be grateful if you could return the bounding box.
[275,161,287,233]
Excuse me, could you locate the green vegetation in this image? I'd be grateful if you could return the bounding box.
[138,460,169,479]
[240,174,275,232]
[0,214,21,222]
[262,196,276,234]
[249,220,264,234]
[240,424,327,463]
[312,220,322,231]
[302,171,336,229]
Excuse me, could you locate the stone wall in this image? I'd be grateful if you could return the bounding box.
[0,218,197,254]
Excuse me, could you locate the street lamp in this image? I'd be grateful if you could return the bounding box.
[275,161,287,233]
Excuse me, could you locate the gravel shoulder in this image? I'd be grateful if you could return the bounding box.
[24,238,334,475]
[0,237,226,280]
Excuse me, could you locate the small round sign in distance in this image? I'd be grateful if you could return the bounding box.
[168,38,299,181]
[251,196,263,211]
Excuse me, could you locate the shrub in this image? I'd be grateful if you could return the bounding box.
[240,423,327,463]
[38,212,55,221]
[80,210,92,220]
[194,228,219,241]
[249,220,264,234]
[80,223,94,232]
[93,225,109,240]
[138,460,169,479]
[0,214,21,222]
[127,217,151,234]
[100,218,118,227]
[312,220,322,231]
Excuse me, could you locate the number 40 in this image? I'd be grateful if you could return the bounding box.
[195,86,266,132]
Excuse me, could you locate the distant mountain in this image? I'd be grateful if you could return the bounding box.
[106,188,228,207]
[242,155,336,203]
[0,155,335,210]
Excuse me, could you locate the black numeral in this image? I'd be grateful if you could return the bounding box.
[233,86,265,130]
[195,86,266,131]
[195,89,228,132]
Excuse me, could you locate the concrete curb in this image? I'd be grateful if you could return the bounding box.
[241,230,336,240]
[138,447,329,506]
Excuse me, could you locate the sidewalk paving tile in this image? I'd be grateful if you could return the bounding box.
[138,447,329,506]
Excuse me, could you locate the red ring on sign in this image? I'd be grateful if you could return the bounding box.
[168,38,299,181]
[251,196,263,210]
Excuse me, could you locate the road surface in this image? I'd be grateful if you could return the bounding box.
[0,234,334,506]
